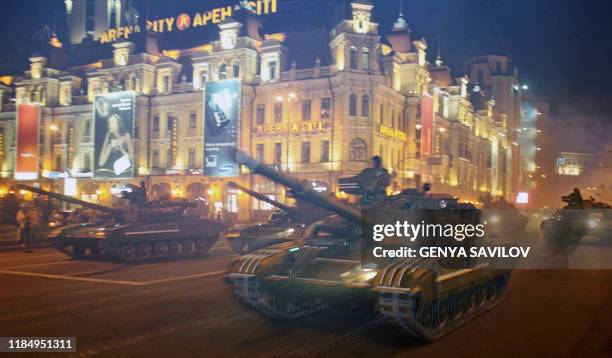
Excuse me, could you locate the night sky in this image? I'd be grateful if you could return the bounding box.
[1,0,610,151]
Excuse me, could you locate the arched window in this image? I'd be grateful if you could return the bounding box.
[218,63,227,80]
[349,138,368,162]
[350,46,358,69]
[362,47,370,70]
[361,95,370,117]
[232,62,240,78]
[349,94,357,116]
[496,61,502,74]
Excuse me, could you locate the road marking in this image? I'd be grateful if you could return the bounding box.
[0,253,65,261]
[0,269,228,286]
[0,269,142,286]
[4,260,81,270]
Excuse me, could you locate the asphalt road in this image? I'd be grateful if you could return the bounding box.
[0,234,610,358]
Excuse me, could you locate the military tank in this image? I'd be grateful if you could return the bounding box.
[227,151,511,341]
[16,184,223,261]
[480,197,528,238]
[225,181,308,255]
[541,191,612,244]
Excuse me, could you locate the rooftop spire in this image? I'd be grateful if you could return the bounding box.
[435,35,444,67]
[393,0,408,30]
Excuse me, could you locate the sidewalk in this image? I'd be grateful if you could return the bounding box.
[0,226,52,251]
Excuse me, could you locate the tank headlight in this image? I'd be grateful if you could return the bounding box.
[359,271,378,281]
[489,215,500,224]
[587,219,600,229]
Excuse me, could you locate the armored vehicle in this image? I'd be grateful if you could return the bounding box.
[16,184,223,261]
[480,197,528,238]
[541,191,611,244]
[227,152,511,341]
[225,181,310,255]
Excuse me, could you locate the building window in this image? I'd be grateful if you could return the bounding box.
[188,148,196,167]
[153,115,160,132]
[256,143,265,162]
[321,140,330,162]
[301,141,311,163]
[361,95,370,117]
[83,153,91,171]
[135,124,139,139]
[152,150,159,167]
[232,62,240,78]
[219,64,227,80]
[167,148,173,167]
[274,102,283,122]
[350,46,358,69]
[321,97,331,119]
[269,61,277,81]
[391,110,395,128]
[496,61,502,74]
[349,138,368,161]
[274,143,282,164]
[380,104,384,124]
[84,121,91,135]
[189,112,197,129]
[257,104,266,125]
[302,100,312,121]
[162,75,170,93]
[477,69,484,84]
[362,47,370,70]
[349,94,357,116]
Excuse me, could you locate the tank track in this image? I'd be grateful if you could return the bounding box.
[61,237,219,262]
[229,274,328,320]
[377,272,510,341]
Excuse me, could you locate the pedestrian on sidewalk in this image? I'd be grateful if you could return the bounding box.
[16,206,33,253]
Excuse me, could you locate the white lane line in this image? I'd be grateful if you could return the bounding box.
[0,269,143,286]
[4,260,81,270]
[0,268,228,286]
[142,270,227,285]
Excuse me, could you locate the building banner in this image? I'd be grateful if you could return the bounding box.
[421,94,434,156]
[93,91,135,179]
[204,80,241,177]
[15,103,41,180]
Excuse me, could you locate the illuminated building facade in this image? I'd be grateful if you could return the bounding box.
[65,0,140,44]
[0,1,517,219]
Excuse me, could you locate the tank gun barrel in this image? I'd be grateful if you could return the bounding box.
[14,184,118,214]
[235,150,362,225]
[227,181,299,217]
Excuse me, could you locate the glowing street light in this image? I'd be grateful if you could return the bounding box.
[50,124,59,131]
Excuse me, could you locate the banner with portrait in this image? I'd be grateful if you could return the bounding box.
[15,103,41,180]
[93,91,135,179]
[204,80,240,177]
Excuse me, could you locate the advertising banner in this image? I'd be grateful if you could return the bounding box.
[15,103,40,180]
[204,80,241,177]
[93,91,135,179]
[420,94,434,156]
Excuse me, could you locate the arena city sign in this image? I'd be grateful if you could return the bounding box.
[255,121,329,135]
[379,124,407,141]
[100,0,279,44]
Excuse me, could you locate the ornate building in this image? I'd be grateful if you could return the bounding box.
[0,1,516,221]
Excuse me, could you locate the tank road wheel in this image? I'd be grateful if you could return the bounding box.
[118,244,137,261]
[450,292,464,319]
[465,286,478,313]
[435,297,449,328]
[419,301,434,330]
[71,245,86,260]
[137,243,152,259]
[181,240,196,256]
[477,282,488,306]
[89,246,101,258]
[195,239,212,254]
[487,279,497,301]
[153,241,169,257]
[168,240,181,256]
